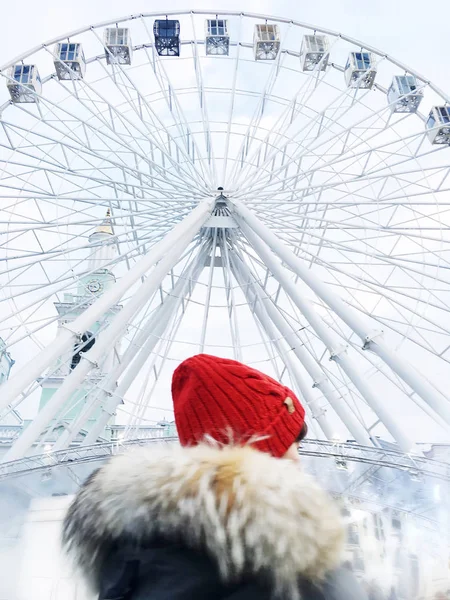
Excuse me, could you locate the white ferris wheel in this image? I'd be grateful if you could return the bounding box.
[0,9,450,468]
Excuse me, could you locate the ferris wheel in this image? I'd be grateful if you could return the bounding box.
[0,9,450,465]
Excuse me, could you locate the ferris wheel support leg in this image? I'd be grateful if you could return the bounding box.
[232,199,450,430]
[81,245,209,447]
[233,206,417,452]
[0,199,215,419]
[2,221,208,463]
[230,253,329,440]
[231,251,353,442]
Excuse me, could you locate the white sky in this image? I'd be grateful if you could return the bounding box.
[1,0,449,93]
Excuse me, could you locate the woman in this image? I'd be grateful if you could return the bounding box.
[63,354,367,599]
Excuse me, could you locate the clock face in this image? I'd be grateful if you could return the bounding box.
[86,279,102,293]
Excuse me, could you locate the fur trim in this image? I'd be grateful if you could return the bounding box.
[63,444,344,599]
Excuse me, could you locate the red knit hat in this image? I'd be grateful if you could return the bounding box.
[171,354,306,458]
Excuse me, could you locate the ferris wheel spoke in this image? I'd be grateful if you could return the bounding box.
[290,279,450,405]
[219,232,242,362]
[232,240,382,443]
[47,241,206,449]
[234,200,450,424]
[227,26,294,188]
[120,246,207,432]
[323,318,450,433]
[230,241,314,388]
[236,109,424,199]
[255,202,450,265]
[122,257,205,438]
[0,201,185,252]
[0,260,157,347]
[137,18,214,188]
[235,71,374,191]
[0,203,185,267]
[189,13,217,185]
[0,213,194,330]
[232,43,339,188]
[267,229,450,313]
[301,134,446,196]
[0,160,63,198]
[233,162,450,208]
[0,238,187,327]
[331,292,450,366]
[93,61,209,192]
[230,249,332,439]
[236,244,401,444]
[221,16,243,185]
[236,72,392,193]
[314,257,450,340]
[47,43,210,194]
[292,107,418,185]
[0,120,197,201]
[3,90,204,200]
[254,202,444,252]
[262,223,450,277]
[283,242,450,341]
[38,75,168,182]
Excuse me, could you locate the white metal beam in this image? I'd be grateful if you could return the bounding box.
[81,243,208,446]
[230,251,331,440]
[2,227,203,461]
[0,199,214,429]
[49,245,206,450]
[232,203,419,450]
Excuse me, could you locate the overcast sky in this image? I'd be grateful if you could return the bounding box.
[1,0,449,93]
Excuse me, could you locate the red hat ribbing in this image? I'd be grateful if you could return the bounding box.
[171,354,306,458]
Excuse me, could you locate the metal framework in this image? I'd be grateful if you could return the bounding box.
[1,437,448,484]
[0,11,449,468]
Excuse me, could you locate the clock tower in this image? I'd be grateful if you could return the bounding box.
[37,210,121,443]
[79,208,117,297]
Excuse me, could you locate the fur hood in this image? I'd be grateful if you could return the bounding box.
[63,443,345,598]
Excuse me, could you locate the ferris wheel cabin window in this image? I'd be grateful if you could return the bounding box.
[426,106,450,145]
[7,64,42,102]
[60,44,78,61]
[206,19,230,56]
[14,65,31,83]
[438,106,450,123]
[208,20,226,36]
[103,27,132,65]
[108,28,128,46]
[354,52,371,70]
[253,24,281,61]
[387,75,423,113]
[344,51,377,89]
[154,20,181,57]
[54,43,86,79]
[300,35,330,71]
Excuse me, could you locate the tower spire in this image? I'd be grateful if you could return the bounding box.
[86,209,115,273]
[94,208,113,236]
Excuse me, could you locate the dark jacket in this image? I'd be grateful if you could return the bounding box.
[63,444,368,600]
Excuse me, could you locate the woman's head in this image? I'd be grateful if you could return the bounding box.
[171,354,307,459]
